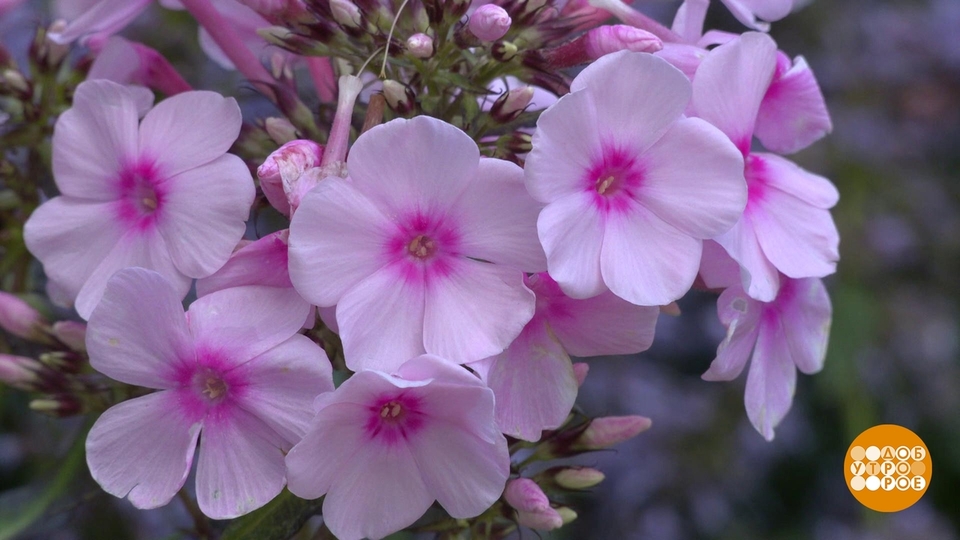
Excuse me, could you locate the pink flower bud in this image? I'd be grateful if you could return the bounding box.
[330,0,362,28]
[518,507,564,530]
[469,5,512,42]
[257,140,324,217]
[554,466,605,489]
[504,478,550,513]
[264,117,299,144]
[0,291,46,341]
[572,362,589,386]
[585,25,662,58]
[406,33,434,59]
[574,415,652,450]
[51,321,87,352]
[0,354,39,389]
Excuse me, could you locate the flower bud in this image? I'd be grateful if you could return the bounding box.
[490,86,534,123]
[584,24,662,58]
[0,291,47,342]
[555,506,578,525]
[381,80,416,114]
[0,68,29,97]
[518,507,564,530]
[51,321,87,352]
[330,0,362,28]
[572,362,589,386]
[492,41,519,62]
[469,5,512,42]
[29,394,82,417]
[573,415,652,450]
[554,467,605,489]
[39,351,83,374]
[264,117,299,144]
[43,20,71,66]
[406,33,434,59]
[258,139,325,217]
[504,478,550,512]
[0,354,40,390]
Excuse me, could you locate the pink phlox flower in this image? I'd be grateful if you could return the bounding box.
[85,268,334,518]
[692,33,839,302]
[88,36,192,96]
[525,50,746,306]
[703,274,831,441]
[470,273,658,441]
[23,80,254,319]
[285,354,510,540]
[288,116,546,372]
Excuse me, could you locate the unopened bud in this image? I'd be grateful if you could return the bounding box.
[29,394,82,417]
[502,131,532,155]
[0,68,29,96]
[381,80,416,114]
[555,506,578,525]
[469,5,512,42]
[0,291,48,342]
[39,351,82,374]
[51,321,87,352]
[264,117,299,144]
[573,415,652,450]
[258,139,325,217]
[492,41,519,62]
[44,20,71,66]
[584,25,662,58]
[572,362,589,386]
[330,0,362,28]
[0,354,40,390]
[504,478,550,512]
[490,86,534,122]
[554,467,605,489]
[518,507,564,530]
[406,33,434,59]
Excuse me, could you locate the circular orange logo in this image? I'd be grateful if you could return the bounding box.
[844,424,931,512]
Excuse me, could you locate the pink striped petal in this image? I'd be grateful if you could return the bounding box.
[755,55,832,154]
[745,316,796,441]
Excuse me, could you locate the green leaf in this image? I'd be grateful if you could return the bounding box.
[0,419,91,540]
[220,489,323,540]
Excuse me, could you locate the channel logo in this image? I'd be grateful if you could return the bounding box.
[844,424,932,512]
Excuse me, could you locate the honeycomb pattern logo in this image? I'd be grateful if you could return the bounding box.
[845,424,932,512]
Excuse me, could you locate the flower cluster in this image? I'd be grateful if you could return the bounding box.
[0,0,836,537]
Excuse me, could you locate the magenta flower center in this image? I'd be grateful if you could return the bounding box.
[585,144,643,212]
[192,368,229,404]
[365,393,424,444]
[116,159,166,229]
[407,234,437,260]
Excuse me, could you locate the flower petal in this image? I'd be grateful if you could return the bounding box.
[87,268,193,388]
[538,193,606,299]
[713,217,780,302]
[752,185,839,279]
[600,204,701,306]
[289,178,394,307]
[231,334,334,444]
[755,55,832,154]
[751,152,838,208]
[637,117,746,238]
[195,407,287,519]
[702,284,761,380]
[196,231,292,297]
[139,91,243,177]
[451,158,546,271]
[285,402,369,500]
[744,316,797,441]
[86,390,200,509]
[155,154,254,278]
[49,0,151,44]
[779,277,831,374]
[423,260,534,364]
[52,80,142,200]
[692,32,778,152]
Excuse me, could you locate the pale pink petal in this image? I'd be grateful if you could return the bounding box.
[637,117,746,238]
[744,316,796,440]
[87,268,193,388]
[752,186,839,279]
[395,354,486,391]
[323,442,433,540]
[751,153,838,208]
[535,274,660,357]
[538,193,606,299]
[195,407,287,519]
[52,80,142,200]
[755,56,832,154]
[346,116,479,214]
[724,0,792,25]
[231,334,334,444]
[285,402,369,500]
[23,198,125,304]
[336,267,426,372]
[86,390,201,509]
[779,278,831,374]
[88,36,141,86]
[196,231,292,296]
[699,240,742,290]
[570,51,691,154]
[187,286,311,368]
[702,285,761,380]
[655,43,707,81]
[600,204,701,306]
[49,0,151,44]
[713,217,780,302]
[409,414,510,517]
[692,32,778,152]
[139,91,243,178]
[525,91,601,203]
[671,0,708,43]
[478,322,578,441]
[75,226,191,320]
[155,154,254,277]
[288,178,393,307]
[318,305,339,334]
[451,159,546,271]
[423,260,534,364]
